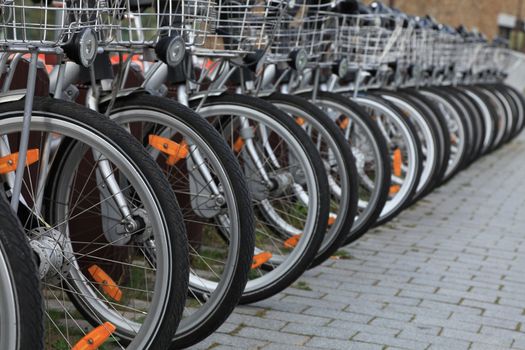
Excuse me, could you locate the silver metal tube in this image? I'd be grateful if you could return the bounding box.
[11,51,38,212]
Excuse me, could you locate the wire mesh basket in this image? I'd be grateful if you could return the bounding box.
[393,20,414,68]
[430,30,459,69]
[191,0,284,57]
[454,36,484,73]
[113,0,215,49]
[0,0,122,47]
[267,1,335,67]
[336,13,402,71]
[405,27,435,71]
[493,47,521,74]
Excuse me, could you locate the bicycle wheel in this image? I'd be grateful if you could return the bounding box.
[443,86,485,163]
[402,88,451,188]
[458,86,497,156]
[299,91,390,244]
[265,93,358,268]
[419,88,470,182]
[474,85,508,151]
[376,90,442,202]
[352,93,423,225]
[490,84,520,142]
[497,84,525,138]
[105,93,254,348]
[0,97,188,349]
[193,94,329,303]
[0,192,43,350]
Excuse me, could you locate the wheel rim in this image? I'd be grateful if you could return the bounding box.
[0,114,175,349]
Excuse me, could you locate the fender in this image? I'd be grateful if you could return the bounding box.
[0,90,26,104]
[98,87,146,106]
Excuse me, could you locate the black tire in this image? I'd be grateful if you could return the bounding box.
[497,84,525,137]
[458,85,498,156]
[420,87,471,182]
[0,193,43,350]
[105,93,255,348]
[433,87,477,166]
[354,93,423,226]
[193,93,329,304]
[376,89,443,202]
[265,92,358,268]
[1,96,189,349]
[402,88,451,188]
[491,83,521,141]
[299,91,390,244]
[475,85,509,151]
[444,86,486,163]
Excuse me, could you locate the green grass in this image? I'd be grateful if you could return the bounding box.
[293,281,312,291]
[332,250,353,260]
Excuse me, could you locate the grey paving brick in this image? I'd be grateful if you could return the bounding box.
[236,327,310,346]
[306,337,383,350]
[281,322,356,340]
[411,315,480,332]
[280,295,348,310]
[441,328,513,347]
[352,331,431,350]
[264,310,331,326]
[201,334,267,349]
[397,329,471,349]
[302,307,375,324]
[328,319,401,337]
[226,313,287,331]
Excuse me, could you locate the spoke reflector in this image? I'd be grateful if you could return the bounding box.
[393,148,402,177]
[284,234,301,248]
[389,185,401,195]
[0,149,39,174]
[233,137,245,153]
[338,117,350,130]
[328,214,337,226]
[251,251,272,269]
[88,265,123,302]
[295,117,305,126]
[148,135,189,165]
[71,322,116,350]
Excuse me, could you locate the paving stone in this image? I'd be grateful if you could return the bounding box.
[306,337,383,350]
[236,327,310,346]
[352,331,431,350]
[263,310,332,326]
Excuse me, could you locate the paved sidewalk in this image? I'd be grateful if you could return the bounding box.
[195,133,525,350]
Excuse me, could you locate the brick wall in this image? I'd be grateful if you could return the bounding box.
[364,0,525,39]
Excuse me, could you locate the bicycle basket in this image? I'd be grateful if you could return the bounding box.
[0,0,122,47]
[337,13,402,70]
[113,0,215,49]
[267,1,335,68]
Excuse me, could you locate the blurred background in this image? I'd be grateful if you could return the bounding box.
[365,0,525,51]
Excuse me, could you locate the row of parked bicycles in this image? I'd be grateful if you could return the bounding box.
[0,0,523,348]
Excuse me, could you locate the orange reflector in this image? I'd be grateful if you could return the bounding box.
[389,185,401,195]
[71,322,116,350]
[284,234,302,248]
[148,135,189,166]
[251,251,272,269]
[392,148,402,177]
[0,149,39,175]
[295,117,305,126]
[338,117,350,130]
[88,265,123,302]
[328,214,337,226]
[233,137,245,153]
